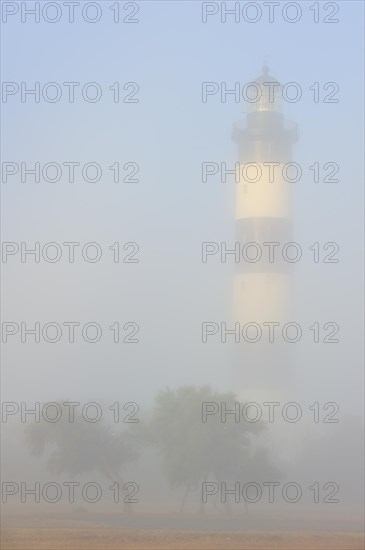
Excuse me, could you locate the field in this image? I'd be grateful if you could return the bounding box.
[1,515,364,550]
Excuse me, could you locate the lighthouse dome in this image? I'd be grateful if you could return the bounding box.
[246,65,283,113]
[254,65,280,85]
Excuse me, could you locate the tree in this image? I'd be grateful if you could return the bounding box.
[25,401,138,512]
[148,386,277,514]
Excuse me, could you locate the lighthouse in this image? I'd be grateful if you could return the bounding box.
[232,66,298,399]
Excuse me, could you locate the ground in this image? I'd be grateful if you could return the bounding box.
[2,513,364,549]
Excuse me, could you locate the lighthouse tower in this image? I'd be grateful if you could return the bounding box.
[232,66,298,399]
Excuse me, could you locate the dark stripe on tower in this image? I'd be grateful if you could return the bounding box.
[232,112,298,163]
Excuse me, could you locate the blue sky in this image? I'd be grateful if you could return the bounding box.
[1,1,364,408]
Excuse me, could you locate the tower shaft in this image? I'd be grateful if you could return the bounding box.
[232,78,298,399]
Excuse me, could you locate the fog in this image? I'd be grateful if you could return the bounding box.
[1,1,364,548]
